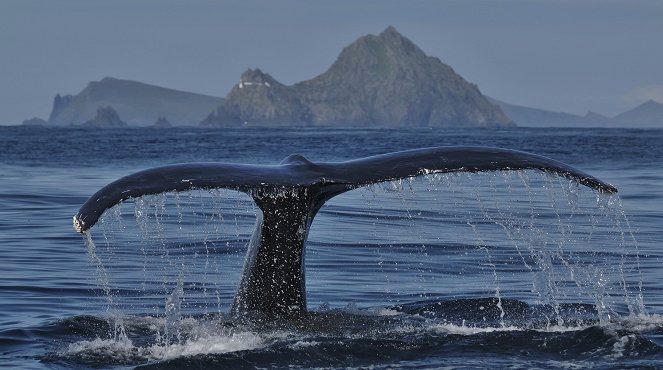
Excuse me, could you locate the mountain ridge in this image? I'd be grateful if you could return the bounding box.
[490,97,663,127]
[203,26,512,127]
[613,100,663,128]
[26,28,663,128]
[47,77,223,126]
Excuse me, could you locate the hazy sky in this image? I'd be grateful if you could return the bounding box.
[1,0,662,124]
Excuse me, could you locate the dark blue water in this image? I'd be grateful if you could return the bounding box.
[1,126,663,369]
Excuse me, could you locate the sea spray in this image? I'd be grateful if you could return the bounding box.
[308,170,642,320]
[85,189,254,319]
[81,170,644,343]
[83,231,113,305]
[82,231,133,346]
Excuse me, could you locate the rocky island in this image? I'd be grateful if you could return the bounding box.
[48,78,222,126]
[152,116,173,128]
[202,26,512,128]
[82,106,127,128]
[22,117,47,126]
[27,27,660,128]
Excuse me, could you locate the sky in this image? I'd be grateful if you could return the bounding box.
[1,0,662,124]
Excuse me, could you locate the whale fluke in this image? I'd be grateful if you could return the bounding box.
[73,146,616,316]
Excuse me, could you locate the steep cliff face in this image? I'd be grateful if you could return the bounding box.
[49,94,74,123]
[48,77,223,126]
[203,27,511,127]
[223,69,310,124]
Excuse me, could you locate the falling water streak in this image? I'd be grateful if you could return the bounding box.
[179,190,203,313]
[98,207,126,292]
[173,191,190,286]
[567,183,621,321]
[208,189,223,313]
[389,177,430,299]
[523,175,568,328]
[608,195,635,315]
[136,197,166,297]
[613,196,647,315]
[539,174,587,325]
[544,174,575,325]
[533,175,562,323]
[360,184,395,300]
[412,177,433,299]
[516,171,545,302]
[549,175,582,294]
[134,197,155,296]
[598,193,645,316]
[98,212,115,271]
[84,228,132,342]
[558,175,604,313]
[419,175,445,298]
[493,172,538,281]
[615,198,634,314]
[197,190,212,314]
[391,178,414,221]
[152,194,176,278]
[540,176,578,316]
[499,172,553,311]
[381,182,404,301]
[136,194,190,317]
[558,177,587,300]
[83,231,113,304]
[163,277,184,345]
[444,171,496,303]
[551,173,615,324]
[525,174,563,325]
[508,172,545,272]
[361,183,380,243]
[467,173,507,326]
[159,195,182,295]
[600,194,627,314]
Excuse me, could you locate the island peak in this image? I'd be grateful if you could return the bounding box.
[203,28,511,127]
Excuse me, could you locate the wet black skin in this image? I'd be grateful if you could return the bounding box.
[73,146,617,317]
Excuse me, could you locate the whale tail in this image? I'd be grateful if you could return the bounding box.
[73,146,616,316]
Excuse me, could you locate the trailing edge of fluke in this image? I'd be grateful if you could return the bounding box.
[73,146,616,316]
[73,146,616,234]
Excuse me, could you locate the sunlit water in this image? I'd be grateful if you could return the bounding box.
[1,126,662,369]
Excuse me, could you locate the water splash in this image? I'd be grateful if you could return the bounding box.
[308,170,644,324]
[83,231,114,307]
[85,189,256,318]
[77,170,647,363]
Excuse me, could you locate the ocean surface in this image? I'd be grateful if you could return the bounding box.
[1,126,662,369]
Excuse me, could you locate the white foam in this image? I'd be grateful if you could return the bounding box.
[392,321,594,337]
[65,331,265,362]
[375,307,403,316]
[67,337,133,353]
[66,337,136,362]
[609,313,663,333]
[288,340,320,350]
[430,323,523,335]
[608,333,637,359]
[147,331,264,360]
